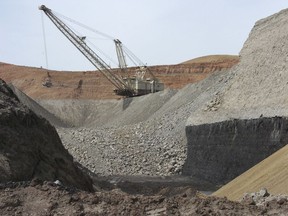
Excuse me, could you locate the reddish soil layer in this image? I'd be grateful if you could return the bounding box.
[0,55,239,99]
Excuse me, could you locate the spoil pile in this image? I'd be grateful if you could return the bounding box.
[0,79,93,191]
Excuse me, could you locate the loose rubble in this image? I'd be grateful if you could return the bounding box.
[57,116,187,176]
[1,182,288,215]
[53,74,216,176]
[241,188,288,208]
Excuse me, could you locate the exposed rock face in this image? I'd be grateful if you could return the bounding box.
[0,79,93,191]
[183,117,288,185]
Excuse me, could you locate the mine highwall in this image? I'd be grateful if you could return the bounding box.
[183,117,288,185]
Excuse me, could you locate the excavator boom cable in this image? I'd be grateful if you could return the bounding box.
[52,10,115,40]
[41,12,49,69]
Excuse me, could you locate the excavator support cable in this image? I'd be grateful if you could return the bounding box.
[41,12,49,69]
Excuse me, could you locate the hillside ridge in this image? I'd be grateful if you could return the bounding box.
[0,55,238,100]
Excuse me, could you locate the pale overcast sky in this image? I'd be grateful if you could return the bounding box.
[1,1,287,71]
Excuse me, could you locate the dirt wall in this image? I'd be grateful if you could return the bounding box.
[183,117,288,185]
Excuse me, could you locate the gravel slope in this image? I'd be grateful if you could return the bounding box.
[187,8,288,126]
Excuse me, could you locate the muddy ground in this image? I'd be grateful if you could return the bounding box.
[1,179,288,216]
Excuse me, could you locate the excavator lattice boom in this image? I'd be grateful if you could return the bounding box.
[39,5,164,97]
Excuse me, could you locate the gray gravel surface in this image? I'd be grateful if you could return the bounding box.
[55,71,228,176]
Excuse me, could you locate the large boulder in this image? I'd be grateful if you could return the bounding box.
[0,79,93,191]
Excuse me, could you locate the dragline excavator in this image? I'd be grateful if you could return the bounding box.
[39,5,164,97]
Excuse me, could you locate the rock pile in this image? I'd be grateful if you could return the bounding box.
[58,124,186,176]
[241,188,288,208]
[56,71,228,176]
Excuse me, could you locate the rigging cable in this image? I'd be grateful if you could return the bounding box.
[50,10,144,69]
[53,10,114,40]
[44,9,118,68]
[122,45,145,67]
[86,39,118,67]
[41,11,49,69]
